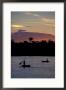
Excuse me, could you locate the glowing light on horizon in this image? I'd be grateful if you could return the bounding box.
[12,24,24,28]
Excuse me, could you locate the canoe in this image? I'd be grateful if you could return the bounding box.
[42,60,49,63]
[22,65,31,68]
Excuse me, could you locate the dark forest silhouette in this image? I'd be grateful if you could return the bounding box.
[11,37,55,56]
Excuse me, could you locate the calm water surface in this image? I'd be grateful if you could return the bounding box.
[11,56,55,78]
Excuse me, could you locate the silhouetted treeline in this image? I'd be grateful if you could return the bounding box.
[11,39,55,56]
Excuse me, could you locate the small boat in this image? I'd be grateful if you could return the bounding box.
[22,65,30,68]
[42,58,49,63]
[19,60,31,68]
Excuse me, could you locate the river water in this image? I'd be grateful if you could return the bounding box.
[11,56,55,78]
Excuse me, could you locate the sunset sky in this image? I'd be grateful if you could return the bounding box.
[11,12,55,42]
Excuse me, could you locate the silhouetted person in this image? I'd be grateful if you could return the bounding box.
[23,60,25,66]
[46,58,49,63]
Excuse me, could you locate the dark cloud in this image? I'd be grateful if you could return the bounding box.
[18,29,26,32]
